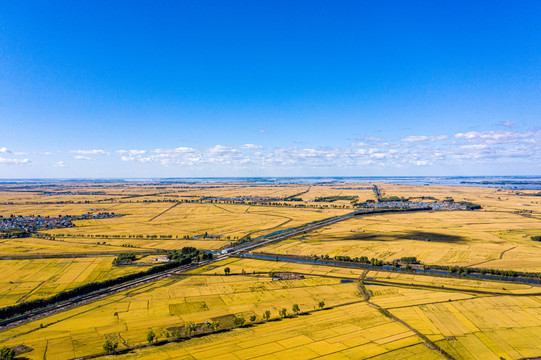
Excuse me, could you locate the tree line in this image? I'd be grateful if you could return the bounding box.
[46,233,237,240]
[314,196,358,203]
[311,253,541,280]
[102,300,327,354]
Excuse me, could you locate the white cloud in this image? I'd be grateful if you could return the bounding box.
[0,147,11,154]
[153,147,197,154]
[240,144,262,149]
[50,128,540,171]
[52,161,66,167]
[118,134,539,170]
[401,135,448,142]
[460,144,488,150]
[71,149,110,155]
[369,153,387,159]
[206,145,248,164]
[0,157,30,165]
[119,146,204,166]
[74,155,91,160]
[454,130,538,144]
[117,149,147,155]
[364,136,386,142]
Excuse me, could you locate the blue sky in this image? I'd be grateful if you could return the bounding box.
[0,1,540,178]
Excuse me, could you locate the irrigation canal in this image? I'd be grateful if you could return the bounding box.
[238,252,541,285]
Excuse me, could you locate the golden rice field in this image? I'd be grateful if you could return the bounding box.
[0,259,369,359]
[0,257,143,306]
[296,184,376,203]
[0,202,349,252]
[262,207,541,271]
[381,290,541,360]
[0,237,134,256]
[103,302,437,360]
[174,184,310,200]
[66,203,346,238]
[2,182,541,359]
[0,193,349,255]
[43,203,348,251]
[366,270,540,296]
[2,258,541,359]
[0,182,310,207]
[377,183,541,215]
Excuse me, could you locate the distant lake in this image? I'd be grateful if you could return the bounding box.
[1,176,540,190]
[152,176,541,189]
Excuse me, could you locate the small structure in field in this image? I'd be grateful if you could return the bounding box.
[150,256,170,262]
[271,272,305,280]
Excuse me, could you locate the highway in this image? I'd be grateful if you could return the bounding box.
[227,212,357,254]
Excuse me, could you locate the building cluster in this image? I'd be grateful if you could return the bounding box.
[150,256,171,262]
[0,212,122,235]
[359,200,468,210]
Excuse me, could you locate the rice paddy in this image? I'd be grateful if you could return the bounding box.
[1,181,541,359]
[0,257,143,306]
[261,188,541,271]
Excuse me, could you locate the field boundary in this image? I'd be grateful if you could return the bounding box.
[148,202,180,222]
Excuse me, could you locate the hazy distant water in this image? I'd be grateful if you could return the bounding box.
[2,176,541,190]
[150,176,541,189]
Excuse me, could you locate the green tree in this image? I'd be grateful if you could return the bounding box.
[103,338,118,353]
[224,267,231,276]
[210,320,220,331]
[233,316,246,327]
[250,315,256,322]
[292,303,300,315]
[318,300,325,309]
[279,308,287,318]
[146,329,156,343]
[263,310,271,321]
[0,347,14,360]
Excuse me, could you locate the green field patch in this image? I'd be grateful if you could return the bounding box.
[210,313,236,328]
[169,301,209,315]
